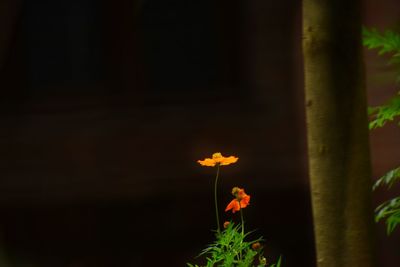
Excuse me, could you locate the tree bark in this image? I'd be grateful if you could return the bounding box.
[302,1,376,267]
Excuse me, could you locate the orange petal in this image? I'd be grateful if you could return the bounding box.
[237,189,249,200]
[197,158,216,167]
[225,199,240,213]
[237,189,245,198]
[220,156,239,166]
[240,195,250,208]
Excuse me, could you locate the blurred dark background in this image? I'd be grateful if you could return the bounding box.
[0,0,399,266]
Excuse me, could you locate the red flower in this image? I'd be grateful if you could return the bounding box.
[225,188,250,213]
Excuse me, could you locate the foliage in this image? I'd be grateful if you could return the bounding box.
[187,223,281,267]
[187,222,265,267]
[363,27,400,60]
[364,27,400,235]
[373,167,400,234]
[368,95,400,129]
[373,167,400,190]
[374,197,400,235]
[363,27,400,129]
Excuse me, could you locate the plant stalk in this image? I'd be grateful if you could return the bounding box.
[214,164,221,233]
[239,201,244,236]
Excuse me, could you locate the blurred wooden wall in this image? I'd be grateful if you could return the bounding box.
[0,0,313,266]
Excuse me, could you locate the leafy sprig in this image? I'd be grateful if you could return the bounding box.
[368,95,400,129]
[375,197,400,235]
[372,167,400,234]
[363,27,400,235]
[373,167,400,190]
[363,27,400,61]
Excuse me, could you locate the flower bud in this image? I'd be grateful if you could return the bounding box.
[223,221,230,229]
[231,187,241,196]
[251,242,262,250]
[259,256,267,265]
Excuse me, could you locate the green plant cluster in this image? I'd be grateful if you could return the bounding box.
[363,28,400,60]
[190,153,282,267]
[187,222,280,267]
[375,196,400,235]
[363,27,400,235]
[372,167,400,234]
[363,27,400,129]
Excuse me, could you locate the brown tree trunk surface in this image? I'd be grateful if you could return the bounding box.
[302,1,376,266]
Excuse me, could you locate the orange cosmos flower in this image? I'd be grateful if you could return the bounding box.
[197,152,238,167]
[225,187,250,213]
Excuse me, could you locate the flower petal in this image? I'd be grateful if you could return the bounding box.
[220,156,239,166]
[225,199,240,213]
[240,195,250,208]
[197,158,216,166]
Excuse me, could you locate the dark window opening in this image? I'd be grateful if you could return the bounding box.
[139,0,219,92]
[23,0,104,89]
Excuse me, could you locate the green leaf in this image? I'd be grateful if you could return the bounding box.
[368,95,400,129]
[375,196,400,235]
[363,27,400,87]
[363,27,400,56]
[270,256,282,267]
[373,167,400,190]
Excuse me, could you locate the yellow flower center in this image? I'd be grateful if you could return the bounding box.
[231,187,241,196]
[212,152,224,163]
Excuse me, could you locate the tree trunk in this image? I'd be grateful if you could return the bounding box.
[302,1,376,267]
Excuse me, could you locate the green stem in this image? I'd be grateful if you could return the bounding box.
[214,164,221,233]
[238,200,244,261]
[239,201,244,236]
